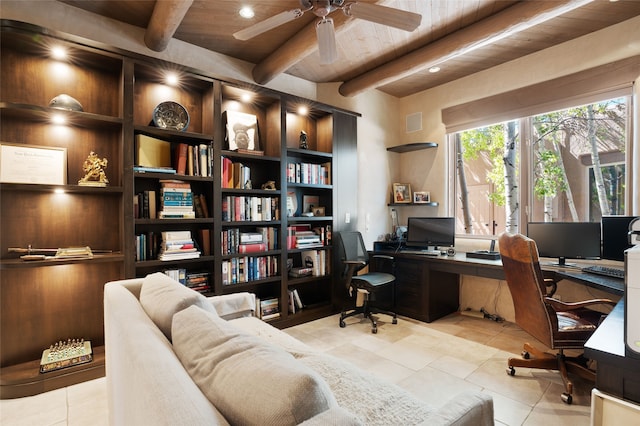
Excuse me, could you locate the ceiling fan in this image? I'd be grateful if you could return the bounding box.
[233,1,422,64]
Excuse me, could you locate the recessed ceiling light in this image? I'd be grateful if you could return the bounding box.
[298,106,308,116]
[428,66,441,73]
[165,72,179,86]
[240,93,252,103]
[51,46,67,60]
[239,7,255,19]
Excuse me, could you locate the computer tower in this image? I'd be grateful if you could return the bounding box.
[625,245,640,359]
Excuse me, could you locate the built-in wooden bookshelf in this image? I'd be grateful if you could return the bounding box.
[0,20,359,398]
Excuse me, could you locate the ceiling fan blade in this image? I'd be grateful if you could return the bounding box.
[344,2,422,32]
[316,17,338,64]
[233,9,304,41]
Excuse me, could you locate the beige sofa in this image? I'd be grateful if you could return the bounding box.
[104,273,494,425]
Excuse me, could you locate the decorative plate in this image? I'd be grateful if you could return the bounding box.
[152,101,189,131]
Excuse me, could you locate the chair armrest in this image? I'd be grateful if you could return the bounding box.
[343,260,367,266]
[545,297,616,311]
[371,254,394,260]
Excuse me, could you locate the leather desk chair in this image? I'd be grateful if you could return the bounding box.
[498,232,615,404]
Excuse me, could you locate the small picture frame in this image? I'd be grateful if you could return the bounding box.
[312,206,325,217]
[392,183,411,204]
[413,191,431,204]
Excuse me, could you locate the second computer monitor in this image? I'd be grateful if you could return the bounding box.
[527,222,601,266]
[406,217,455,249]
[601,215,638,261]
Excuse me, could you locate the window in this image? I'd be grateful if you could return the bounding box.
[452,96,630,235]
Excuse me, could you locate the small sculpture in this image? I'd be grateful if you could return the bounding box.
[78,151,109,187]
[261,180,276,190]
[299,130,308,149]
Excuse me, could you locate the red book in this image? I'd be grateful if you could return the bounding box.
[174,144,188,175]
[237,243,267,253]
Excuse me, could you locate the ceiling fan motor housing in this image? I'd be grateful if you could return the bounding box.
[300,0,346,17]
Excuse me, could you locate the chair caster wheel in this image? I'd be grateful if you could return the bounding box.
[372,327,377,334]
[392,317,398,325]
[339,320,346,328]
[507,366,515,376]
[522,351,530,359]
[561,393,572,404]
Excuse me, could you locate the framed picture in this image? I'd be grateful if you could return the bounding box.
[312,206,325,217]
[392,183,411,204]
[224,110,260,151]
[0,143,67,185]
[302,195,319,214]
[413,191,431,204]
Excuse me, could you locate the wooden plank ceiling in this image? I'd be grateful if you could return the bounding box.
[59,0,640,98]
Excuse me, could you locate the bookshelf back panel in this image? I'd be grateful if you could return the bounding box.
[1,45,121,117]
[1,192,122,256]
[0,262,122,365]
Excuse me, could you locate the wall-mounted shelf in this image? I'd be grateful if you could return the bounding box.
[388,202,439,207]
[387,142,438,153]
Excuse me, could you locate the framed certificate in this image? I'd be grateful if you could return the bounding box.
[0,143,67,185]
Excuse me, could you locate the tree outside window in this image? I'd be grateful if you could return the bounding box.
[453,96,628,235]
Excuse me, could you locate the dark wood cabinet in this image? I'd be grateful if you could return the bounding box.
[0,20,359,398]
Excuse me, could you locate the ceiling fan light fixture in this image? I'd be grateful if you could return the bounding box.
[239,7,255,19]
[343,2,421,32]
[316,17,338,64]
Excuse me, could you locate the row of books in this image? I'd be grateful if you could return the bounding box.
[286,162,331,185]
[300,249,329,277]
[174,142,214,177]
[222,195,280,222]
[163,269,211,294]
[136,229,210,261]
[158,230,201,261]
[221,158,255,189]
[287,289,304,314]
[257,297,280,321]
[134,191,209,219]
[221,227,279,255]
[221,255,279,285]
[134,134,213,177]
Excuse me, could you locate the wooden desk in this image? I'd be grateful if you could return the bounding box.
[585,298,640,404]
[372,246,623,322]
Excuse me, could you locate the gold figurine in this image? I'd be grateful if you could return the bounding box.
[78,151,109,187]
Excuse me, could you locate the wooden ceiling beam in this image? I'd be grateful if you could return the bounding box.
[252,12,353,85]
[338,0,594,97]
[144,0,194,52]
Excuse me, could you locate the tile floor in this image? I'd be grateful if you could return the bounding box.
[0,312,594,426]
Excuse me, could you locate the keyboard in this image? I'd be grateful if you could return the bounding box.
[581,265,625,279]
[401,249,440,256]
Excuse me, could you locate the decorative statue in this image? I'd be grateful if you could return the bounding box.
[299,130,308,149]
[78,151,109,186]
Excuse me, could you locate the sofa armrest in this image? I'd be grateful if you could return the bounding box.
[207,292,256,320]
[418,391,494,426]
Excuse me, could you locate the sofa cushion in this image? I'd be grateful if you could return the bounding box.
[172,305,337,426]
[139,272,217,340]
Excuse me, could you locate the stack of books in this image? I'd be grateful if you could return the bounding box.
[238,232,267,253]
[287,289,304,314]
[258,297,280,321]
[158,231,201,261]
[159,180,195,219]
[301,249,327,276]
[295,230,323,249]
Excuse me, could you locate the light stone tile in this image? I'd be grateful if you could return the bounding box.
[377,335,443,370]
[483,389,534,426]
[0,387,67,426]
[428,354,481,379]
[396,365,483,408]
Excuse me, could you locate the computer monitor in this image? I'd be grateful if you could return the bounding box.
[602,215,638,261]
[527,222,601,266]
[406,217,455,249]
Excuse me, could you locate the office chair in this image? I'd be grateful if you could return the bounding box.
[498,232,615,404]
[336,231,397,334]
